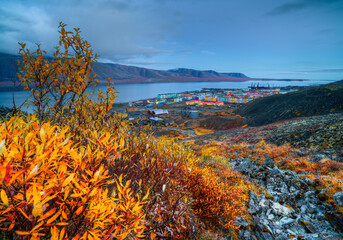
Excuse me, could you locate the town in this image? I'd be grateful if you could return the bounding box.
[125,85,299,111]
[114,86,301,138]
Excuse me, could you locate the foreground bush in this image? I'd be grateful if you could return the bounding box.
[0,116,146,239]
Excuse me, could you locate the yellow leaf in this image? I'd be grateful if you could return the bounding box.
[32,203,43,218]
[142,188,150,201]
[120,138,125,148]
[1,190,9,205]
[62,173,75,187]
[40,127,45,140]
[0,139,5,154]
[59,227,65,240]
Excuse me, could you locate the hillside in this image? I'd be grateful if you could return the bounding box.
[0,52,304,87]
[235,80,343,126]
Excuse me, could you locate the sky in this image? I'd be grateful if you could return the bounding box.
[0,0,343,80]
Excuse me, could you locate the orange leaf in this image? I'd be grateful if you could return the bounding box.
[56,222,69,226]
[75,206,83,215]
[38,208,56,222]
[46,210,61,225]
[15,231,30,236]
[0,190,9,205]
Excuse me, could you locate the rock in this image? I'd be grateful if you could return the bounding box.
[259,194,270,208]
[235,217,249,229]
[254,225,274,240]
[333,191,343,207]
[269,167,281,176]
[277,217,295,227]
[305,191,316,199]
[274,235,288,240]
[318,232,342,240]
[299,221,316,233]
[248,190,261,214]
[241,230,252,239]
[287,224,307,236]
[325,211,343,232]
[302,177,314,186]
[267,214,275,220]
[317,188,328,201]
[312,154,326,162]
[271,202,294,216]
[236,158,253,172]
[306,204,318,214]
[263,158,274,167]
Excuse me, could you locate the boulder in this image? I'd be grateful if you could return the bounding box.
[333,191,343,207]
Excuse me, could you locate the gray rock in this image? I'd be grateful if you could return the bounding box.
[317,188,328,201]
[306,204,318,214]
[299,221,316,233]
[277,217,295,227]
[305,191,316,199]
[241,230,252,239]
[248,190,261,214]
[275,236,288,240]
[263,158,274,167]
[325,211,343,232]
[333,191,343,207]
[302,177,314,186]
[235,217,249,229]
[272,202,294,216]
[318,232,342,240]
[287,224,307,235]
[267,213,275,220]
[259,195,270,208]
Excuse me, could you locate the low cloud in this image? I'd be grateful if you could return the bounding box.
[201,50,215,55]
[299,68,343,73]
[267,0,342,16]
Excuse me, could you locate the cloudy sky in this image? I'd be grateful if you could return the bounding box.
[1,0,343,80]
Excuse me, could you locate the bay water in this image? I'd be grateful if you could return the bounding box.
[0,79,336,113]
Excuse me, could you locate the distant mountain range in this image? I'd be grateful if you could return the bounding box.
[0,52,303,87]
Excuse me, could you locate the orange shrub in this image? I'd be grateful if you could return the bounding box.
[0,116,146,239]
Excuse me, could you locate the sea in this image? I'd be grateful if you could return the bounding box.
[0,79,337,113]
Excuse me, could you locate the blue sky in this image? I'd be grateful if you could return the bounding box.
[1,0,343,80]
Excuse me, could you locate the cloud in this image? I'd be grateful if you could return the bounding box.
[300,68,343,73]
[0,0,180,62]
[279,68,343,74]
[201,50,215,55]
[267,0,343,16]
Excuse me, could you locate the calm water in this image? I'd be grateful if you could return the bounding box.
[0,79,336,113]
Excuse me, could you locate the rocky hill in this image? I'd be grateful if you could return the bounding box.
[235,80,343,126]
[0,52,304,87]
[0,52,250,85]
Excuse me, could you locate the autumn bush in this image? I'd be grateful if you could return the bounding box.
[0,116,146,239]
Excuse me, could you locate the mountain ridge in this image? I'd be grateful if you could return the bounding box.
[0,52,304,86]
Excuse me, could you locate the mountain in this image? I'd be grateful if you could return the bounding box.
[90,64,250,83]
[0,52,303,87]
[235,80,343,126]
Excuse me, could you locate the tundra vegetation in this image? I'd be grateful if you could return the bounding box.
[0,23,249,239]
